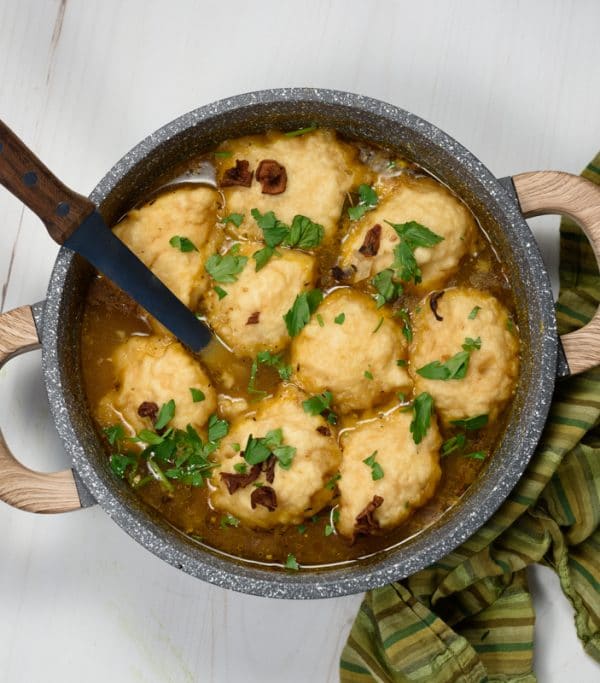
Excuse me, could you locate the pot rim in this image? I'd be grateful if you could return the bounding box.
[41,88,557,599]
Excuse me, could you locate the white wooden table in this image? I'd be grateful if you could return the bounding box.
[1,1,600,680]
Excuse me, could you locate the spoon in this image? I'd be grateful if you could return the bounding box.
[0,119,212,353]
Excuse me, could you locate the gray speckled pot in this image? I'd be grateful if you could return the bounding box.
[41,89,559,599]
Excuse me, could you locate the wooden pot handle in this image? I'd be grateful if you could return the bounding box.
[513,171,600,375]
[0,305,82,513]
[0,119,95,244]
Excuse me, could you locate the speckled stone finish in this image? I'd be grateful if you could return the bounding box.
[40,89,558,599]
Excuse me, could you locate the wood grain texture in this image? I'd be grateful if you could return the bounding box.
[0,119,95,244]
[0,305,81,513]
[513,171,600,375]
[1,1,600,682]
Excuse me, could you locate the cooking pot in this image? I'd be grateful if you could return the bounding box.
[2,89,600,599]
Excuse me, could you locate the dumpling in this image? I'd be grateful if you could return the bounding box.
[337,408,442,539]
[210,384,341,529]
[290,288,411,413]
[409,287,520,425]
[215,129,368,242]
[203,242,317,358]
[338,175,477,290]
[96,335,217,435]
[113,186,222,309]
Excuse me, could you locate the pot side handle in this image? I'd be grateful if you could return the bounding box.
[0,305,82,513]
[513,171,600,375]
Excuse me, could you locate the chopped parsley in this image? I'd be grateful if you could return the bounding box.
[169,235,198,252]
[285,553,300,570]
[395,309,412,342]
[372,317,384,334]
[416,337,481,380]
[348,184,378,221]
[410,392,434,444]
[205,243,248,283]
[106,401,228,490]
[221,212,244,228]
[250,209,324,269]
[325,472,341,490]
[189,388,206,403]
[363,450,384,480]
[372,268,403,307]
[104,424,125,446]
[464,451,486,460]
[284,124,317,137]
[506,318,516,334]
[154,399,175,430]
[285,215,324,249]
[242,429,296,470]
[302,391,337,424]
[468,306,481,320]
[396,359,407,366]
[450,414,489,430]
[213,285,228,299]
[381,220,444,286]
[297,524,307,534]
[334,312,345,325]
[364,370,374,380]
[248,350,292,398]
[214,150,233,158]
[220,513,240,528]
[316,313,325,327]
[233,462,247,473]
[231,443,241,452]
[324,508,340,536]
[441,433,466,456]
[283,289,323,337]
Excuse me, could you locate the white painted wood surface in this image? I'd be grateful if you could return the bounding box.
[1,0,599,680]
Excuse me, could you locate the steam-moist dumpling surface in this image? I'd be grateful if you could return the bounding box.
[410,287,519,425]
[290,288,411,413]
[113,187,221,309]
[210,384,341,528]
[339,175,477,290]
[337,409,442,539]
[96,336,217,435]
[203,242,317,358]
[215,129,367,242]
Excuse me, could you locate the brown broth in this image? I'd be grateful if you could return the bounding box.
[80,131,518,569]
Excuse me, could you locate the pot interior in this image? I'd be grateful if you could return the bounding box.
[44,90,557,598]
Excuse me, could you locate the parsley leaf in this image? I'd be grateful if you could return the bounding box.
[284,215,324,249]
[410,392,434,444]
[372,269,403,307]
[316,313,325,327]
[387,220,445,249]
[462,337,481,352]
[252,245,276,271]
[154,400,175,430]
[104,424,125,446]
[450,414,489,430]
[302,391,333,416]
[363,450,384,480]
[325,472,341,490]
[393,240,422,284]
[372,317,384,334]
[283,289,323,337]
[220,513,240,528]
[395,309,412,342]
[214,150,233,158]
[169,235,198,252]
[464,451,486,460]
[348,184,378,220]
[189,388,205,403]
[242,429,297,470]
[285,553,300,570]
[222,212,244,228]
[441,433,466,456]
[110,453,137,479]
[243,434,272,464]
[213,285,228,299]
[251,208,289,247]
[334,313,345,325]
[207,414,229,443]
[233,462,247,473]
[256,350,292,381]
[205,244,248,283]
[468,306,481,320]
[364,370,374,380]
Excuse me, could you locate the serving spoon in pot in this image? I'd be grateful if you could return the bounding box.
[0,120,213,352]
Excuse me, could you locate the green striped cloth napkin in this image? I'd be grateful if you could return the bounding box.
[340,155,600,683]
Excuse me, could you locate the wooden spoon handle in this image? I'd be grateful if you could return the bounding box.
[0,119,95,244]
[513,171,600,375]
[0,305,82,513]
